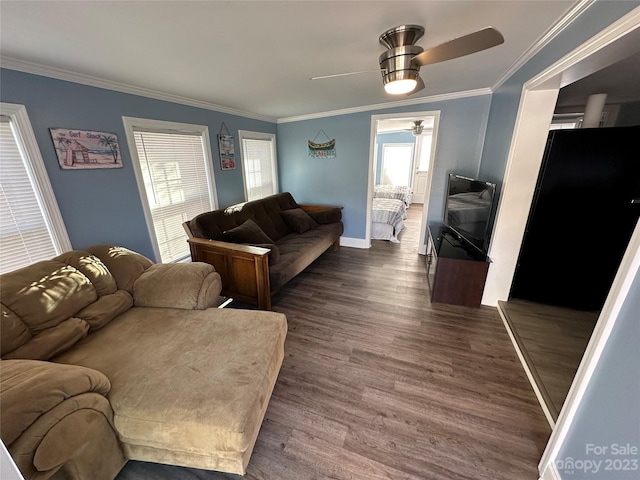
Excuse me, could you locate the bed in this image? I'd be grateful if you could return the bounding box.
[371,197,407,243]
[446,191,492,239]
[373,184,413,206]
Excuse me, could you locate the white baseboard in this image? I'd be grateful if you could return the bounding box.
[540,462,561,480]
[340,237,369,249]
[497,305,556,428]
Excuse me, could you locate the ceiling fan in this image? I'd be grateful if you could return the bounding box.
[409,120,425,136]
[393,120,427,135]
[311,24,504,96]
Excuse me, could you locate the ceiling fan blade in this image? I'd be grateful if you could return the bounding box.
[412,27,504,67]
[310,70,379,80]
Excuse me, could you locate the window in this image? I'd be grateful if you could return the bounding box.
[238,131,277,201]
[0,103,71,274]
[550,113,583,130]
[123,117,217,263]
[381,143,414,186]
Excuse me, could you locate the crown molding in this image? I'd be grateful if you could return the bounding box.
[526,5,640,91]
[276,88,492,124]
[492,0,596,90]
[0,56,277,124]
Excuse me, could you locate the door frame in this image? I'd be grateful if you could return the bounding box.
[367,110,440,253]
[411,132,433,204]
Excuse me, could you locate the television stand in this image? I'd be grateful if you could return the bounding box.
[426,225,490,307]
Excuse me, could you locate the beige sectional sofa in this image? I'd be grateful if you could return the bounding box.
[0,245,287,479]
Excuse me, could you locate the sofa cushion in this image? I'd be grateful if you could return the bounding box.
[307,207,343,225]
[53,307,287,473]
[1,305,32,356]
[270,222,344,290]
[0,260,97,335]
[223,219,275,245]
[75,290,134,331]
[240,193,298,241]
[53,251,117,297]
[280,208,318,234]
[2,317,90,361]
[86,245,154,294]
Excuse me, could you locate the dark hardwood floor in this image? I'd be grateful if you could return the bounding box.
[118,205,550,480]
[499,299,599,420]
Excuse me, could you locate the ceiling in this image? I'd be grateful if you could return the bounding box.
[0,1,576,120]
[556,50,640,107]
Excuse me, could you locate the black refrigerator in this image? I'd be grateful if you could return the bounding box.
[510,126,640,311]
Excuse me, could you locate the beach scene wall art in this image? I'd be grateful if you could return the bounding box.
[50,128,123,169]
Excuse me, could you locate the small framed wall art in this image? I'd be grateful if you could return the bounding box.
[218,122,236,170]
[50,128,123,170]
[308,129,336,159]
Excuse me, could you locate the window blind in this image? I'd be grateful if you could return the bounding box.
[0,117,58,273]
[133,130,211,263]
[241,138,275,201]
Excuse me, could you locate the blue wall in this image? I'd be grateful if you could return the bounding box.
[277,94,491,239]
[375,131,416,184]
[555,267,640,480]
[0,69,276,259]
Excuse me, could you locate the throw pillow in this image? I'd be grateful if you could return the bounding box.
[307,207,342,225]
[281,208,318,234]
[223,219,274,245]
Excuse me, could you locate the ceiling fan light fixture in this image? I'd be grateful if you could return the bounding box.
[382,68,420,94]
[384,78,418,95]
[379,45,423,95]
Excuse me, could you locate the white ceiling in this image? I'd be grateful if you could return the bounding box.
[556,51,640,107]
[0,1,576,121]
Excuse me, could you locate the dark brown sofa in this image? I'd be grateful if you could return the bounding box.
[184,192,343,310]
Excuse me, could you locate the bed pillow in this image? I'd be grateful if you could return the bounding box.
[223,219,274,245]
[281,208,318,234]
[479,189,492,200]
[307,207,342,225]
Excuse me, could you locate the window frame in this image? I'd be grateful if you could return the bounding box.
[238,130,278,202]
[0,102,72,261]
[122,116,218,262]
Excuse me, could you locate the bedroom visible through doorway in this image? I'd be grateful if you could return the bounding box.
[368,112,439,253]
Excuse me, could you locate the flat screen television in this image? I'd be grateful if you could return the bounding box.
[443,174,496,254]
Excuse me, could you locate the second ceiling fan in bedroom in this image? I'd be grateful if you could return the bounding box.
[312,24,504,96]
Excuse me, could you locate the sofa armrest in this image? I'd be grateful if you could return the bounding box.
[187,237,272,310]
[133,262,222,310]
[1,360,125,480]
[0,360,110,446]
[298,204,344,212]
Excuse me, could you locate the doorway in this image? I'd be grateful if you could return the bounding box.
[367,111,439,253]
